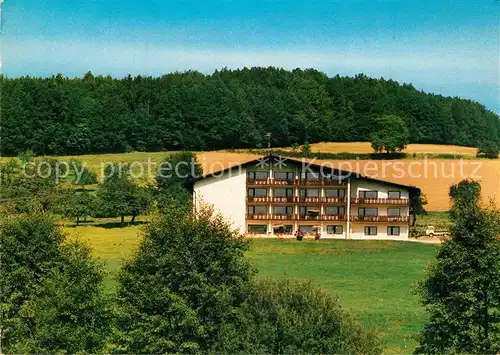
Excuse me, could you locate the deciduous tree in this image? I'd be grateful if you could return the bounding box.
[0,213,110,353]
[370,115,410,153]
[111,205,251,353]
[415,180,500,354]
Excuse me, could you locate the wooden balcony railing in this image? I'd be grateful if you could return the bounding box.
[322,214,347,221]
[324,196,345,203]
[246,179,269,186]
[270,196,295,203]
[298,196,345,204]
[246,214,296,220]
[300,179,343,186]
[298,196,323,204]
[247,196,295,203]
[269,214,296,220]
[246,214,408,222]
[247,178,295,186]
[248,196,346,204]
[350,215,409,222]
[247,178,344,187]
[297,214,322,221]
[247,196,270,203]
[350,197,410,205]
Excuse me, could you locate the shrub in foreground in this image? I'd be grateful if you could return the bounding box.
[219,278,381,354]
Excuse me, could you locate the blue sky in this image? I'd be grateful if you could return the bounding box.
[2,0,499,111]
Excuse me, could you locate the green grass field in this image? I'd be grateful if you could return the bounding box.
[65,222,437,353]
[247,239,437,353]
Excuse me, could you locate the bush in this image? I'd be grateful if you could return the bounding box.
[10,242,111,353]
[477,140,500,159]
[219,278,381,354]
[111,205,252,353]
[0,213,110,353]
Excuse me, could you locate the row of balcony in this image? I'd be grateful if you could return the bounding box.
[246,214,409,222]
[247,178,344,187]
[247,196,409,205]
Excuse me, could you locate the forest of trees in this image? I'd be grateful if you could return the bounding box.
[1,67,499,156]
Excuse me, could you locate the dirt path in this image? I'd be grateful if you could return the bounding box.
[408,236,444,244]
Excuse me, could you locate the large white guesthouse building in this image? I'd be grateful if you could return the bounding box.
[193,155,420,240]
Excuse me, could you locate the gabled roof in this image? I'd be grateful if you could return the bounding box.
[194,154,421,195]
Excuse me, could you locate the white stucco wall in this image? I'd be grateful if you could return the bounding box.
[350,224,409,241]
[194,168,247,233]
[349,178,410,240]
[351,179,410,199]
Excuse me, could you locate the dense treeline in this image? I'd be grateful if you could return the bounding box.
[1,67,498,156]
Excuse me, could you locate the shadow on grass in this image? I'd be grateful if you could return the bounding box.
[64,221,148,229]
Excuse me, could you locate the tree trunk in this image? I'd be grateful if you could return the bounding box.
[76,215,80,226]
[131,214,136,224]
[120,215,124,225]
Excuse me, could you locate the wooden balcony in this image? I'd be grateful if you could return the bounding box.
[298,196,323,204]
[298,196,345,204]
[247,196,295,203]
[350,215,409,222]
[300,179,343,187]
[247,178,295,186]
[322,214,347,221]
[297,214,322,221]
[246,214,347,221]
[246,213,296,220]
[350,197,410,205]
[247,196,270,203]
[269,214,296,220]
[270,196,295,203]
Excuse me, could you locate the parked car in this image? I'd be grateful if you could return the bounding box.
[425,225,450,238]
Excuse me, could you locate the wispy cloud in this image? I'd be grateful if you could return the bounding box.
[4,38,499,110]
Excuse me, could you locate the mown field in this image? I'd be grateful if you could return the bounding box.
[284,142,480,155]
[64,222,437,353]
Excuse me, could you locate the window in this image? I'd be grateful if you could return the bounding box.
[388,191,401,199]
[299,206,320,215]
[301,171,320,180]
[359,207,378,216]
[248,171,268,180]
[387,208,401,216]
[359,190,378,199]
[325,206,345,215]
[274,171,294,180]
[387,226,401,236]
[327,225,343,234]
[273,206,293,215]
[248,205,267,214]
[300,188,319,197]
[298,225,314,233]
[248,225,267,233]
[248,188,267,197]
[364,226,377,235]
[273,224,293,233]
[274,188,294,197]
[325,189,345,197]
